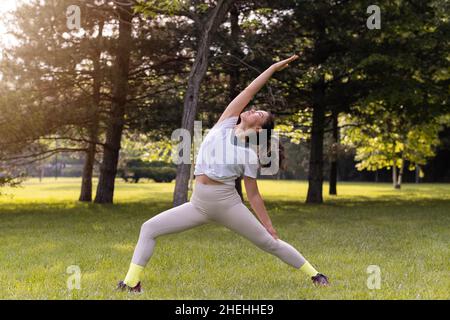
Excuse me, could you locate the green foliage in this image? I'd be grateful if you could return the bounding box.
[1,0,448,202]
[341,103,448,173]
[120,134,173,168]
[276,109,313,144]
[118,159,176,183]
[125,159,175,168]
[0,174,24,195]
[134,0,187,17]
[119,166,176,183]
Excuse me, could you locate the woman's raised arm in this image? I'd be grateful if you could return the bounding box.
[217,54,299,124]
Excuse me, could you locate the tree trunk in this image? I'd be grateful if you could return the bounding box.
[396,158,404,189]
[329,110,339,195]
[392,162,398,189]
[173,0,234,206]
[94,4,132,204]
[229,3,243,201]
[39,162,44,182]
[79,20,104,202]
[54,150,58,180]
[306,79,326,204]
[415,164,420,183]
[189,158,194,191]
[79,142,96,202]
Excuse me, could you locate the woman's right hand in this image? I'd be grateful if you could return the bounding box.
[271,54,299,72]
[265,224,279,240]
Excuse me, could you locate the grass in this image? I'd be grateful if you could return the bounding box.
[0,178,449,300]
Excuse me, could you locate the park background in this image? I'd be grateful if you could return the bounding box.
[0,0,449,299]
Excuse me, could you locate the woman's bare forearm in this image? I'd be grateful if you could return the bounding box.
[218,55,298,121]
[242,54,298,98]
[220,66,275,119]
[248,194,273,228]
[243,65,276,98]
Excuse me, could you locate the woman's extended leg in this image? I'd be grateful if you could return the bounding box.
[214,202,317,273]
[123,202,210,287]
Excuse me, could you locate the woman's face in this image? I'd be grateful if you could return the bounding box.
[240,108,269,131]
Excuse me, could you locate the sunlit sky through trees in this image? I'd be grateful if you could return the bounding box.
[0,0,24,50]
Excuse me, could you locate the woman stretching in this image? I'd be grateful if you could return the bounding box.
[117,54,329,293]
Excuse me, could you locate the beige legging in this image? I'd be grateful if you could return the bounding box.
[131,181,307,269]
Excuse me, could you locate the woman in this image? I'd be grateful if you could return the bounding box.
[117,54,329,293]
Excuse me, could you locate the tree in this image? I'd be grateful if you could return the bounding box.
[329,110,339,195]
[278,0,449,202]
[79,13,106,202]
[95,2,134,203]
[132,0,233,204]
[341,107,448,188]
[0,0,118,201]
[228,3,244,200]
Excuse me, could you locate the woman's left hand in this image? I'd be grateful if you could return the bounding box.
[271,54,299,72]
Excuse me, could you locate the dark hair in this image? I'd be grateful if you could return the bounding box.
[237,110,287,172]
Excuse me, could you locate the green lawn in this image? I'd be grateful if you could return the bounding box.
[0,178,449,300]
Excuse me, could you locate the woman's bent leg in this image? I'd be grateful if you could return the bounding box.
[216,203,307,269]
[123,202,209,287]
[131,202,210,266]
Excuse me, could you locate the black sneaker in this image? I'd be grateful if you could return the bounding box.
[116,280,142,293]
[311,273,329,287]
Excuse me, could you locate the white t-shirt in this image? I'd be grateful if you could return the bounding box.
[194,116,259,185]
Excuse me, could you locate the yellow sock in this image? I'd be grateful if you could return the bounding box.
[299,261,319,277]
[123,263,144,287]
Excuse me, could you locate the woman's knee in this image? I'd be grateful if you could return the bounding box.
[140,219,158,239]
